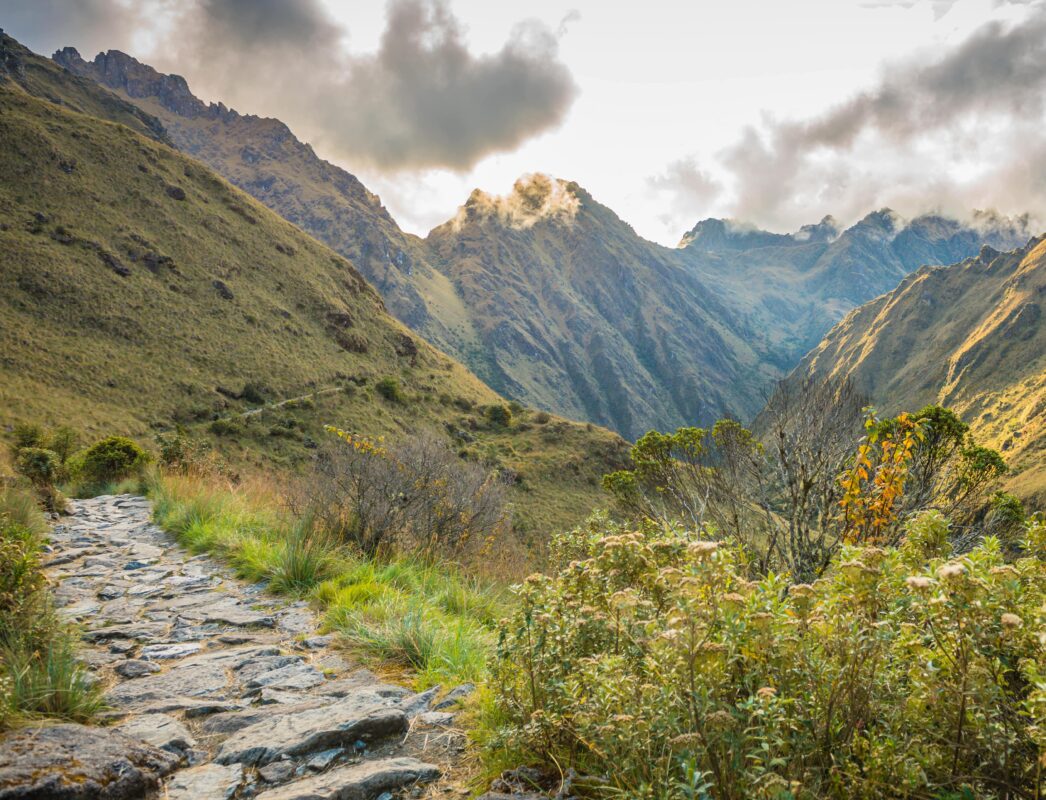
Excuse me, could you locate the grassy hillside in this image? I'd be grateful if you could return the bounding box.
[790,238,1046,502]
[0,34,628,538]
[52,46,483,362]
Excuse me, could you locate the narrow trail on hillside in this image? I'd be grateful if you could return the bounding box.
[0,495,474,800]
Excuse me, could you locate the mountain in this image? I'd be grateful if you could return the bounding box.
[679,209,1033,370]
[51,46,480,358]
[789,237,1046,502]
[0,31,628,536]
[425,176,773,437]
[51,45,1034,440]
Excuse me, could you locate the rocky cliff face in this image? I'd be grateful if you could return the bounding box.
[426,176,773,438]
[788,237,1046,501]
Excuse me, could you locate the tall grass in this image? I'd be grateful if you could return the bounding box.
[150,472,504,689]
[0,488,104,729]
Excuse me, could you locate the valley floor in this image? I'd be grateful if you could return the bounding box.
[0,495,478,799]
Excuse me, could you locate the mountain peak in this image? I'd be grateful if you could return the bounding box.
[679,215,839,251]
[448,174,581,232]
[54,46,234,121]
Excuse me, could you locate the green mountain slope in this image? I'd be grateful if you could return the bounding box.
[0,32,628,536]
[788,238,1046,502]
[51,46,481,361]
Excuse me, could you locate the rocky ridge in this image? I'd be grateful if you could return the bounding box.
[0,496,473,799]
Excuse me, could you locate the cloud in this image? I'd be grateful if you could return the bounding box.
[654,9,1046,232]
[172,0,576,171]
[316,0,577,170]
[3,0,577,173]
[647,158,723,232]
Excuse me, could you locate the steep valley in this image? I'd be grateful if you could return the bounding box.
[52,46,1032,440]
[0,32,628,538]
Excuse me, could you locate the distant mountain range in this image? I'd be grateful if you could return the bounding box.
[53,46,1037,440]
[790,237,1046,504]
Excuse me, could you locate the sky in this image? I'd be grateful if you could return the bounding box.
[3,0,1045,244]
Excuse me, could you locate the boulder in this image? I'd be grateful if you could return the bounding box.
[164,762,243,800]
[117,713,195,755]
[0,723,178,799]
[215,697,408,766]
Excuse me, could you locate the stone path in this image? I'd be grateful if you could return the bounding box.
[0,495,473,800]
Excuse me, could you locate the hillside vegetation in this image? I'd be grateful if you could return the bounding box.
[791,238,1046,503]
[0,33,627,538]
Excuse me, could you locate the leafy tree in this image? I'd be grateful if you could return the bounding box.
[604,379,1007,581]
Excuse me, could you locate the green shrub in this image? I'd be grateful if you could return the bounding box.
[47,426,79,464]
[240,382,267,405]
[484,404,512,427]
[375,377,404,403]
[10,422,45,452]
[209,418,243,437]
[72,436,148,485]
[14,447,62,486]
[490,512,1046,799]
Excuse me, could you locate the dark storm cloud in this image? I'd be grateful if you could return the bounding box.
[325,0,577,170]
[655,10,1046,231]
[194,0,340,49]
[3,0,577,172]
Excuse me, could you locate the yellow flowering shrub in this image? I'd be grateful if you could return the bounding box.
[491,512,1045,799]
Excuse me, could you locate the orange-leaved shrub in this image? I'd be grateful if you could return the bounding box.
[490,511,1045,799]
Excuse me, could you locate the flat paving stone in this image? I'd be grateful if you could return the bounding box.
[253,757,440,800]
